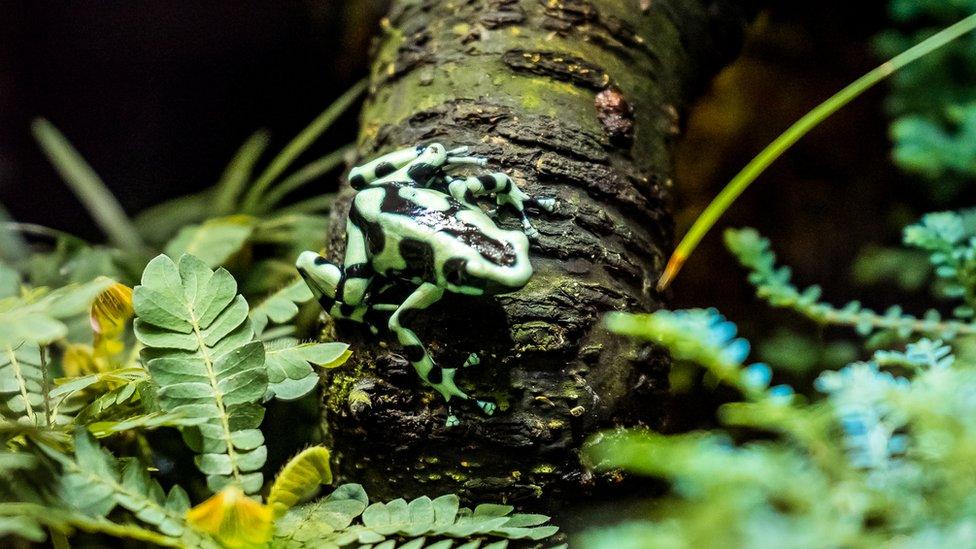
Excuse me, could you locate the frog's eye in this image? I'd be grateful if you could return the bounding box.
[443,258,468,286]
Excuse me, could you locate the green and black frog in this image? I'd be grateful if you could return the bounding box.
[296,143,554,424]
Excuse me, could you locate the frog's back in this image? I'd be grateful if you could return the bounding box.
[349,184,527,288]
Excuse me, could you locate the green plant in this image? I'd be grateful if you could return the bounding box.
[582,207,976,547]
[0,248,559,547]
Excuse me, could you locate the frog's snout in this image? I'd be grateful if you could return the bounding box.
[296,251,342,300]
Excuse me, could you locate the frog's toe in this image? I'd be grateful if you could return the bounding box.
[463,352,481,368]
[476,400,497,416]
[521,218,540,239]
[531,197,557,213]
[445,414,461,427]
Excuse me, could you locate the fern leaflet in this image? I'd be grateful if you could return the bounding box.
[133,254,268,494]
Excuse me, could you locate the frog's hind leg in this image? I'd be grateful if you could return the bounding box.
[388,285,498,424]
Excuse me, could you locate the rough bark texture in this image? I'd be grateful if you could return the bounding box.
[320,0,753,508]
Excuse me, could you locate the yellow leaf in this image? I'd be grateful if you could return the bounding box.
[321,349,352,369]
[90,282,133,337]
[90,282,133,367]
[186,486,272,548]
[267,446,332,518]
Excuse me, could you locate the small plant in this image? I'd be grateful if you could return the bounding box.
[879,0,976,199]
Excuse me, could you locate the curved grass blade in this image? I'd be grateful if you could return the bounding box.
[241,80,366,213]
[31,119,145,253]
[214,131,271,215]
[261,146,352,213]
[658,12,976,291]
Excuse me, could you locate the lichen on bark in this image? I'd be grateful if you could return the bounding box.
[318,0,754,507]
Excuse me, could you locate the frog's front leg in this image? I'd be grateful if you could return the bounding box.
[296,219,376,324]
[447,173,556,238]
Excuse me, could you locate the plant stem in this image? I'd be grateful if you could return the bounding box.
[39,346,51,427]
[658,11,976,291]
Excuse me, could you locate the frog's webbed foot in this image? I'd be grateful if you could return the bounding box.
[444,398,497,426]
[476,399,497,416]
[520,214,541,240]
[463,352,481,368]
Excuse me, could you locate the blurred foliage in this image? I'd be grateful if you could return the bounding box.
[582,206,976,547]
[879,0,976,199]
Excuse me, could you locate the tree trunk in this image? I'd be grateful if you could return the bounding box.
[320,0,754,507]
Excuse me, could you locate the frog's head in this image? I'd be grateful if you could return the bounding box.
[295,251,342,307]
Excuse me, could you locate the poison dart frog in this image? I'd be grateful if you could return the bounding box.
[296,143,555,425]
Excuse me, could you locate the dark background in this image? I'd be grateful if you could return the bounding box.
[0,1,941,428]
[0,1,385,237]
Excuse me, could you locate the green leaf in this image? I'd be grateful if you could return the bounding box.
[133,254,269,494]
[250,278,313,336]
[265,340,350,401]
[134,189,215,246]
[164,216,256,268]
[0,263,20,298]
[0,277,114,347]
[0,204,28,265]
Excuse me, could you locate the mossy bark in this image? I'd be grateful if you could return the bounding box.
[320,0,754,507]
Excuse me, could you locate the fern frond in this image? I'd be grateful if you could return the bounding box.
[268,446,332,518]
[725,227,976,339]
[133,254,269,494]
[606,308,789,402]
[0,502,187,547]
[0,343,45,425]
[73,375,149,425]
[46,430,195,539]
[0,277,114,347]
[265,340,350,401]
[49,366,146,421]
[273,485,558,547]
[88,411,206,438]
